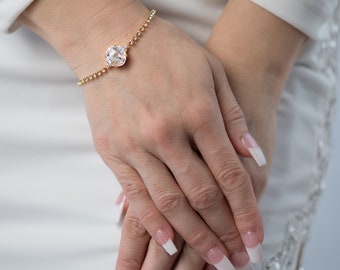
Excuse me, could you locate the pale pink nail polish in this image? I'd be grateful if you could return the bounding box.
[207,247,235,270]
[230,251,254,270]
[155,230,178,256]
[114,191,126,224]
[240,133,267,167]
[242,231,264,263]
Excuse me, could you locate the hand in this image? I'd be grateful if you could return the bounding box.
[114,0,307,269]
[21,0,266,267]
[86,16,264,268]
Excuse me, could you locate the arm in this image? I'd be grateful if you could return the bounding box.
[19,0,265,268]
[117,1,310,269]
[206,0,307,198]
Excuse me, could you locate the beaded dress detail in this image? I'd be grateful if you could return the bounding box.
[263,4,340,270]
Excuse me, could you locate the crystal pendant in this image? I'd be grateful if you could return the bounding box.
[105,46,128,67]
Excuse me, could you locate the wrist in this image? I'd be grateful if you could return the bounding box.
[20,0,149,75]
[206,0,306,102]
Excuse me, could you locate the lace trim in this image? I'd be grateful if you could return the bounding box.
[263,4,339,270]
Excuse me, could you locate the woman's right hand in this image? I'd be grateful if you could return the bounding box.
[21,0,266,267]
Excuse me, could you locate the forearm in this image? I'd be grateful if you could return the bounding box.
[206,0,307,109]
[19,0,147,75]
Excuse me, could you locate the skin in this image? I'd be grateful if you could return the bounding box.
[20,0,268,267]
[116,0,307,269]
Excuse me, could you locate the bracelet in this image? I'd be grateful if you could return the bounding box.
[77,9,157,87]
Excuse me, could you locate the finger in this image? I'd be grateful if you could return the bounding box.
[159,142,249,259]
[204,264,216,270]
[192,105,264,263]
[127,154,234,270]
[174,244,206,270]
[113,160,178,257]
[116,208,150,270]
[142,235,184,270]
[208,55,267,167]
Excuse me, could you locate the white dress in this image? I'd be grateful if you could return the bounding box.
[0,1,339,269]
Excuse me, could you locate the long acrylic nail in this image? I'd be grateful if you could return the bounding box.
[242,231,264,263]
[114,191,126,224]
[230,251,254,270]
[240,133,267,167]
[156,230,178,256]
[207,247,235,270]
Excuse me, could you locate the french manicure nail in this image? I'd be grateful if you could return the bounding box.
[156,230,178,256]
[207,247,235,270]
[114,191,126,224]
[235,262,255,270]
[230,251,254,270]
[240,133,267,167]
[242,231,264,263]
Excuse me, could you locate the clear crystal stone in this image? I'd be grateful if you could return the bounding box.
[105,46,127,67]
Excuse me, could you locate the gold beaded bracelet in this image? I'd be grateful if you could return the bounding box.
[77,9,157,87]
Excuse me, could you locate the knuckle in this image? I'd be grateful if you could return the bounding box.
[234,205,259,225]
[138,205,160,226]
[189,101,216,129]
[122,182,147,201]
[217,163,248,192]
[155,191,187,217]
[124,214,148,240]
[226,103,246,126]
[144,119,174,147]
[188,184,221,211]
[185,225,210,248]
[220,229,243,250]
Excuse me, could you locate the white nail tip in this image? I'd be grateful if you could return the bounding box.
[162,239,178,256]
[246,244,264,263]
[248,147,267,167]
[214,256,235,270]
[114,196,126,224]
[236,262,255,270]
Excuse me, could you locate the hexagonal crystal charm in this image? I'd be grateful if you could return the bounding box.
[105,46,128,67]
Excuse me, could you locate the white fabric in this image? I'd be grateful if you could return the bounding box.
[0,0,338,39]
[0,0,339,269]
[0,0,33,33]
[251,0,339,39]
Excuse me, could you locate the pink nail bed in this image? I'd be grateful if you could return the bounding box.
[156,230,177,256]
[207,247,234,270]
[230,251,254,270]
[240,133,267,167]
[242,231,263,263]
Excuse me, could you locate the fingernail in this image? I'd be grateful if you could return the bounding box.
[114,191,126,224]
[242,231,263,263]
[207,247,235,270]
[156,230,178,256]
[230,251,254,270]
[240,133,267,167]
[235,262,254,270]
